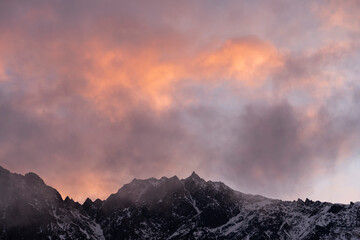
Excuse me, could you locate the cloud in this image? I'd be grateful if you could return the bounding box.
[272,41,355,103]
[218,100,357,196]
[195,36,283,87]
[315,0,360,32]
[0,0,360,203]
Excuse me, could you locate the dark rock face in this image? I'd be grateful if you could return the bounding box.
[0,166,104,240]
[1,166,360,239]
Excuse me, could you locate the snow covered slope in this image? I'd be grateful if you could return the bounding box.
[1,166,360,239]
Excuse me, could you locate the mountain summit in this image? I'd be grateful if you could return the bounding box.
[0,166,359,239]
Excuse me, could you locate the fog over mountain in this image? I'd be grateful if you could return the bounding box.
[1,166,359,240]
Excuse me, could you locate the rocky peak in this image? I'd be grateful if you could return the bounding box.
[93,198,103,207]
[83,197,93,205]
[188,171,201,180]
[24,172,45,185]
[64,196,81,207]
[183,171,207,190]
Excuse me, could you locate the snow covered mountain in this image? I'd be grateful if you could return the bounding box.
[1,166,360,240]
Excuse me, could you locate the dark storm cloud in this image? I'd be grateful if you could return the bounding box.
[216,88,360,196]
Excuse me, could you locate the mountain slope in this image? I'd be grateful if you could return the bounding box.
[1,166,360,239]
[0,166,104,240]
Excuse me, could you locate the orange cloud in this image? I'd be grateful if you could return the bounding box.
[77,37,284,120]
[315,0,360,31]
[83,44,185,116]
[34,36,282,122]
[195,37,283,87]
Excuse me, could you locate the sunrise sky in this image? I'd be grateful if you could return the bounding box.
[1,0,360,203]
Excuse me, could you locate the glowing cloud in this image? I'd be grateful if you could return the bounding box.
[0,0,360,203]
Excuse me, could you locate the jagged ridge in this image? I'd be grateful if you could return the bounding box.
[0,166,359,240]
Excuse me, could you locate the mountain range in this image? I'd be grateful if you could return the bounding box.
[0,165,359,240]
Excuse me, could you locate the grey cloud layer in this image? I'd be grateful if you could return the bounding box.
[0,0,360,201]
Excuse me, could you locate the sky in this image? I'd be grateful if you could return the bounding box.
[1,0,360,204]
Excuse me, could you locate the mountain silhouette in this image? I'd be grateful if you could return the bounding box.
[0,166,358,239]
